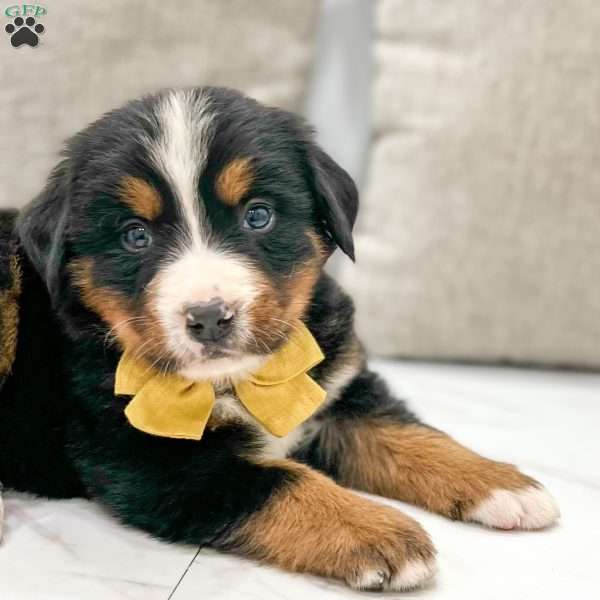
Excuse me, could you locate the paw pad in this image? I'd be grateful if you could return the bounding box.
[5,16,44,48]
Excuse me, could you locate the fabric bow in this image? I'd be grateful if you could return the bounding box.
[115,322,326,440]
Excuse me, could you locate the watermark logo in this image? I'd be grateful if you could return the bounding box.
[4,4,46,47]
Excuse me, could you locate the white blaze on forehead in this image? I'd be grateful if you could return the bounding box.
[149,89,214,247]
[145,90,265,377]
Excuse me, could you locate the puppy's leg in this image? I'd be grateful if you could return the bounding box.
[85,448,435,592]
[296,370,560,530]
[223,461,436,591]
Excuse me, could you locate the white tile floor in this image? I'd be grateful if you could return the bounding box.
[1,360,599,600]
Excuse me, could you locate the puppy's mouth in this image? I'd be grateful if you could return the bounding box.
[200,345,239,360]
[176,347,268,383]
[169,335,246,364]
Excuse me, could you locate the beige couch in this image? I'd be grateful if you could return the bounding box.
[2,0,598,369]
[0,0,318,209]
[339,0,600,369]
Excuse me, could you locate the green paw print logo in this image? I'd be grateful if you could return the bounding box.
[4,4,46,48]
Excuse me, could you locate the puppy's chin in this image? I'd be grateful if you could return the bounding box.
[178,353,267,384]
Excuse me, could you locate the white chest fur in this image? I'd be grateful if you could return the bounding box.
[208,392,308,459]
[208,356,362,460]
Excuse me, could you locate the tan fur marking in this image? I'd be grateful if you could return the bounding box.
[0,255,22,377]
[120,176,162,220]
[215,157,254,206]
[287,264,320,317]
[69,258,142,351]
[246,263,319,351]
[70,258,171,362]
[306,230,328,265]
[246,232,323,353]
[324,422,538,520]
[230,461,434,583]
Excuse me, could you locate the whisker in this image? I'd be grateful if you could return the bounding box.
[103,316,151,348]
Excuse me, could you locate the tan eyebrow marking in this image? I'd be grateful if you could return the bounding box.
[215,157,254,206]
[119,176,163,220]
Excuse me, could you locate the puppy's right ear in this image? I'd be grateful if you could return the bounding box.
[17,160,71,303]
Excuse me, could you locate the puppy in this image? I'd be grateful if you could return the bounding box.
[0,88,559,591]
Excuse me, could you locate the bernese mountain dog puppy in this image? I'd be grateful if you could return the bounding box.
[0,88,559,591]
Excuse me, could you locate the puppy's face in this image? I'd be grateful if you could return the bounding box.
[20,88,358,381]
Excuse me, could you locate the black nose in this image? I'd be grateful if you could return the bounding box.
[185,298,234,343]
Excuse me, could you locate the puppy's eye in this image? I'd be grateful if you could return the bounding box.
[121,221,152,252]
[243,204,274,231]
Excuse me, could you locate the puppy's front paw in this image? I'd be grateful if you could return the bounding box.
[352,558,437,592]
[467,483,560,530]
[341,508,437,592]
[229,464,437,592]
[350,558,437,592]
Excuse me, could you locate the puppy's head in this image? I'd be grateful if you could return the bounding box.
[18,88,358,381]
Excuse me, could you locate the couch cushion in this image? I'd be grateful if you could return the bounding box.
[340,0,600,368]
[0,0,318,209]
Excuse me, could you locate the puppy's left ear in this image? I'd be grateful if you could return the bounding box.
[306,145,359,261]
[17,160,71,303]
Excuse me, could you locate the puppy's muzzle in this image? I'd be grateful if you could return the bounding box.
[185,298,234,343]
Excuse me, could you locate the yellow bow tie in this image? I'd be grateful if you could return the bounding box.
[115,322,327,440]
